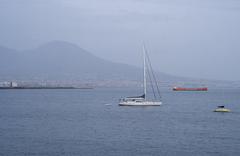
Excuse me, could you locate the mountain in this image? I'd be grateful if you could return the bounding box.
[0,41,155,81]
[1,41,238,88]
[0,46,23,76]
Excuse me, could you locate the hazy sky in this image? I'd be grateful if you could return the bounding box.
[1,0,240,80]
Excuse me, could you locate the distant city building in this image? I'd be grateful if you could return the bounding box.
[10,82,18,87]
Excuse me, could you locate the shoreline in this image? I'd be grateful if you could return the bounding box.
[0,87,94,89]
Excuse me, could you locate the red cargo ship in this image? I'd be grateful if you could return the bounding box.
[173,86,208,91]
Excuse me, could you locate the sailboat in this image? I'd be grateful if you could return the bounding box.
[119,45,162,106]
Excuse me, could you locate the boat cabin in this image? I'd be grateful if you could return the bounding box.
[120,94,145,102]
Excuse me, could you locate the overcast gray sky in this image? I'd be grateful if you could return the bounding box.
[0,0,240,80]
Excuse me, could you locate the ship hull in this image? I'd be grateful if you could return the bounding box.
[119,101,162,106]
[214,108,231,112]
[173,87,208,91]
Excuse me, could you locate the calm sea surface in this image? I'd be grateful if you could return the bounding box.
[0,88,240,156]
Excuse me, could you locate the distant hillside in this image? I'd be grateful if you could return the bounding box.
[0,41,172,81]
[1,41,238,88]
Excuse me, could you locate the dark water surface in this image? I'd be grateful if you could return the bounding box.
[0,88,240,156]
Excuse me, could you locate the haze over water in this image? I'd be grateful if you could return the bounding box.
[0,88,240,156]
[1,0,240,80]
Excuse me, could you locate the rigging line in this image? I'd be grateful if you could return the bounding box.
[143,43,156,100]
[146,60,157,100]
[147,54,161,99]
[145,49,162,100]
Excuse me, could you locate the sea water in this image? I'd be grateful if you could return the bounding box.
[0,88,240,156]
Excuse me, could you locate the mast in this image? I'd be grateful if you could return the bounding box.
[143,44,147,100]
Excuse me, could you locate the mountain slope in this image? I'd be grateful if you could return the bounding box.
[0,41,146,81]
[1,41,238,88]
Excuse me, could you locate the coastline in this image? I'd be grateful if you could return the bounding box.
[0,87,94,89]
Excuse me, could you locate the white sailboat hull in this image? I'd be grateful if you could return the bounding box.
[119,101,162,106]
